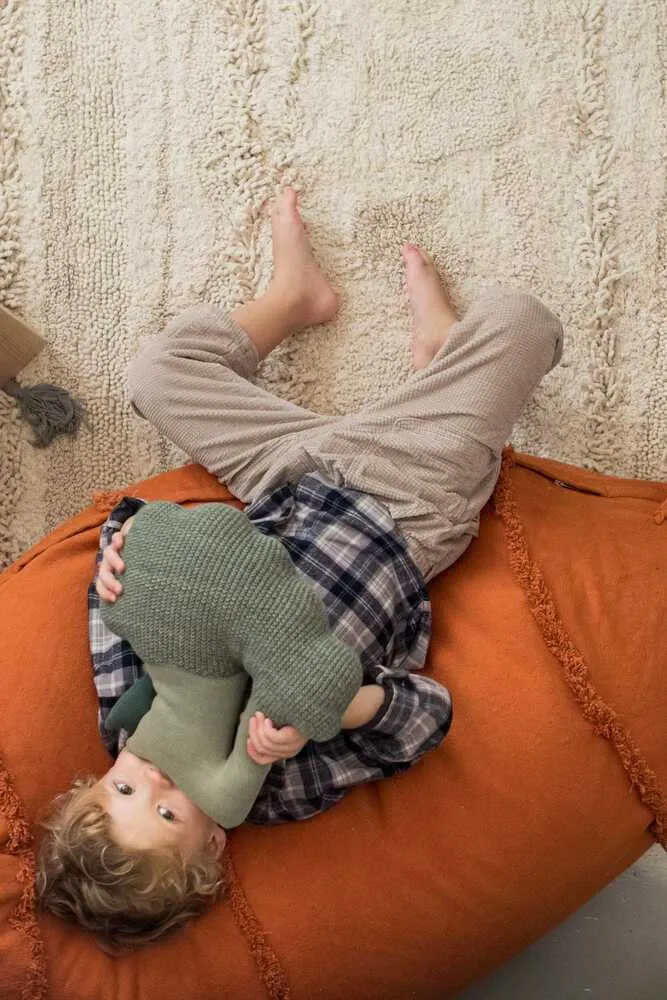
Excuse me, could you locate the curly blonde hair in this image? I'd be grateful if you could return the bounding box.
[35,775,225,952]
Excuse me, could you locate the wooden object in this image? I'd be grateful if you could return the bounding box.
[0,304,45,385]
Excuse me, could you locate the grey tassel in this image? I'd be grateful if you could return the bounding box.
[2,377,86,448]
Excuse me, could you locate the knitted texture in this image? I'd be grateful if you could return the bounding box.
[100,501,363,740]
[99,500,363,825]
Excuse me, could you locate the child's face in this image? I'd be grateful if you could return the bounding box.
[93,749,227,859]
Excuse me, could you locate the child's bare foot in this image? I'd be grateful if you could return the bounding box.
[403,244,458,371]
[268,187,338,330]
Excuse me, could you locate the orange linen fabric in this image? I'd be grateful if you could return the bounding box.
[0,450,665,1000]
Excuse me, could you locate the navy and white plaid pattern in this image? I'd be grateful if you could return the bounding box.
[89,473,453,825]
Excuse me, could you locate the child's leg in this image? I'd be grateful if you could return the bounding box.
[126,189,341,502]
[297,260,564,582]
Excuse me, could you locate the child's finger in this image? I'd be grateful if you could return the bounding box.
[98,566,123,595]
[261,718,302,752]
[99,565,122,591]
[112,531,125,548]
[257,727,279,754]
[253,719,283,756]
[105,548,125,574]
[246,721,259,755]
[102,547,124,574]
[246,738,268,764]
[95,577,116,603]
[263,719,296,746]
[247,722,275,763]
[260,717,281,745]
[248,717,267,753]
[251,714,303,757]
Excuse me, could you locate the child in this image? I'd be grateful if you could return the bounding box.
[35,187,563,951]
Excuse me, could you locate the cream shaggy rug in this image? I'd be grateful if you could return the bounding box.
[1,0,665,568]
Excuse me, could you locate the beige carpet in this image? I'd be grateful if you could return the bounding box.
[1,0,665,568]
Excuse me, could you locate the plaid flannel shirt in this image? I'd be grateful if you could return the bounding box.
[89,472,453,825]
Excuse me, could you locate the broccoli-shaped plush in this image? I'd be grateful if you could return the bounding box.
[100,501,363,828]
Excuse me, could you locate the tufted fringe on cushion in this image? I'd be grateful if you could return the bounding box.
[222,852,292,999]
[492,449,667,848]
[0,765,48,1000]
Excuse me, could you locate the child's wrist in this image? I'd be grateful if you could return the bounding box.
[341,684,385,729]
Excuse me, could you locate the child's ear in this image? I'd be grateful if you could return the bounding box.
[208,825,227,858]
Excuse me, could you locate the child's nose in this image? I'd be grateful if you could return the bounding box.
[145,763,173,787]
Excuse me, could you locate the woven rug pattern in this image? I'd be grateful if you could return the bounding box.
[1,0,666,567]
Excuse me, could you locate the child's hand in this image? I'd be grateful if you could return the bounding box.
[95,531,126,603]
[247,712,308,765]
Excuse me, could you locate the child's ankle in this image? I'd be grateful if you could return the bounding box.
[340,684,385,729]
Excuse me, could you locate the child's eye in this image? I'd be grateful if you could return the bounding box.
[158,806,176,822]
[114,781,133,795]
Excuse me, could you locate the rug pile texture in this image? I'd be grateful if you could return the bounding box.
[1,0,665,567]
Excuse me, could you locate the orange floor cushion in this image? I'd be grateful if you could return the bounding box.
[0,448,665,1000]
